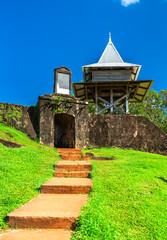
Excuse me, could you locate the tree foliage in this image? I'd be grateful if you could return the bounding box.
[88,103,95,114]
[129,89,167,133]
[88,90,167,133]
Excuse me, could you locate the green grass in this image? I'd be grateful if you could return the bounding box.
[72,148,167,240]
[1,124,167,239]
[0,123,60,232]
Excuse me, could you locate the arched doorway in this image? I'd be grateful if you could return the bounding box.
[54,113,75,148]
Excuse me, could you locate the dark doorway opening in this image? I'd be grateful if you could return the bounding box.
[54,113,75,148]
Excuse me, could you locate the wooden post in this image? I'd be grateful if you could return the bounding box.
[98,92,130,115]
[126,85,129,114]
[110,89,113,114]
[95,85,98,114]
[126,96,129,114]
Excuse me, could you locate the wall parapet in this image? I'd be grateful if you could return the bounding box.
[0,101,167,156]
[0,102,38,140]
[88,114,167,156]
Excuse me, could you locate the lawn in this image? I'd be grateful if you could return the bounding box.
[0,123,60,232]
[0,124,167,239]
[72,148,167,240]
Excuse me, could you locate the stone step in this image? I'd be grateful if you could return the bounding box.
[0,229,71,240]
[54,171,90,178]
[7,194,88,229]
[57,148,81,154]
[82,155,89,161]
[60,154,82,161]
[55,161,92,171]
[60,152,83,157]
[60,154,89,161]
[41,178,93,194]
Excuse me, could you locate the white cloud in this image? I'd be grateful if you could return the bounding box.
[121,0,140,7]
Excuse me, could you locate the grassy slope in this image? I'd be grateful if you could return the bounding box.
[72,148,167,240]
[0,123,60,232]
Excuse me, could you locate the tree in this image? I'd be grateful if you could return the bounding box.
[88,90,167,133]
[88,103,95,114]
[129,90,167,133]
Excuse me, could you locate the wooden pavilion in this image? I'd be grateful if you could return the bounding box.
[73,33,154,114]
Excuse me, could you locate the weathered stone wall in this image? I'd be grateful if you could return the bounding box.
[38,94,89,148]
[0,103,38,140]
[88,114,167,156]
[1,101,167,156]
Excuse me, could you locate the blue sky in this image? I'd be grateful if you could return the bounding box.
[0,0,166,106]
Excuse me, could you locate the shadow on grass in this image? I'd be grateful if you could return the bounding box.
[157,177,167,183]
[35,186,41,191]
[85,152,115,161]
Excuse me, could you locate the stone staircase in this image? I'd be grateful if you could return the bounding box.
[1,149,93,240]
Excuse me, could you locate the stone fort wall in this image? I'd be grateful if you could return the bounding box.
[0,103,38,140]
[38,94,89,148]
[0,102,167,156]
[88,114,167,156]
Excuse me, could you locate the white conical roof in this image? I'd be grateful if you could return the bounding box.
[82,33,141,82]
[98,33,123,63]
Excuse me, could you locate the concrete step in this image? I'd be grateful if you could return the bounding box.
[57,148,81,154]
[60,154,82,161]
[0,229,71,240]
[60,154,89,161]
[41,178,93,194]
[82,155,89,161]
[55,161,92,171]
[54,171,90,178]
[7,194,88,229]
[60,152,82,156]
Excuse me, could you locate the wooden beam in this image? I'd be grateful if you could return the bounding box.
[134,96,140,101]
[98,92,130,115]
[138,86,148,90]
[97,96,109,105]
[135,96,142,101]
[135,93,145,97]
[114,105,125,114]
[98,96,125,114]
[76,87,85,92]
[77,94,86,98]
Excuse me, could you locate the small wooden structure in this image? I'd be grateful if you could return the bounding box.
[73,33,154,114]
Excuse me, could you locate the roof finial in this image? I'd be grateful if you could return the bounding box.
[109,32,111,43]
